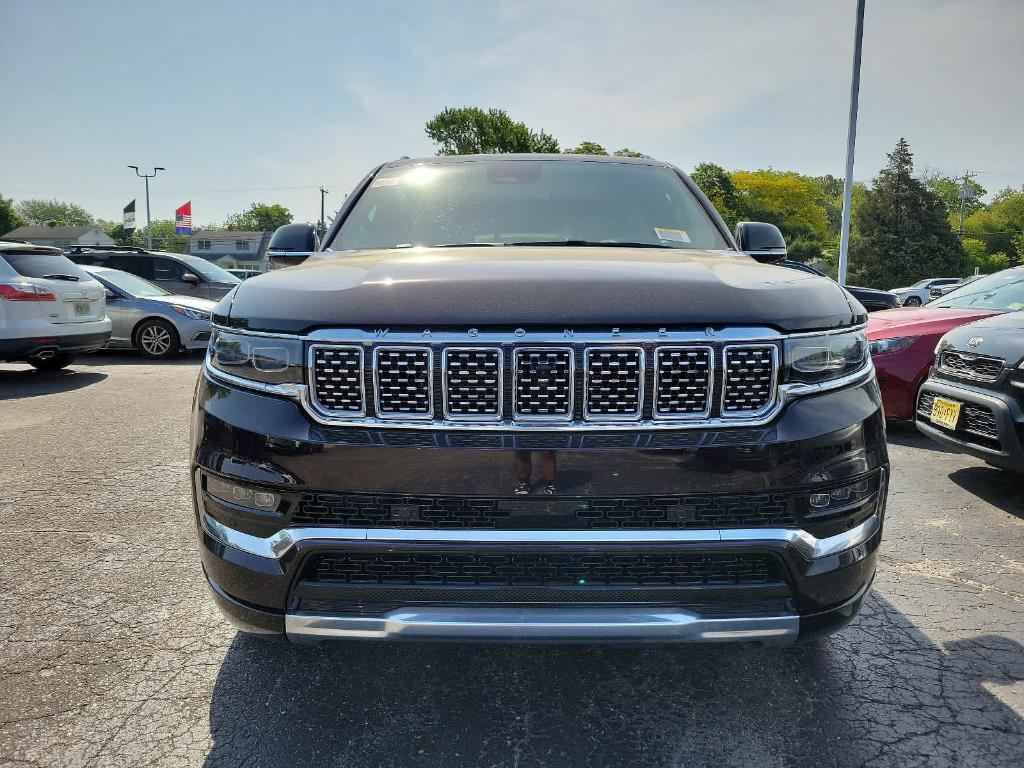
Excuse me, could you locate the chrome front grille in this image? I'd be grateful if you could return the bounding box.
[443,348,502,419]
[654,347,712,418]
[374,347,433,418]
[939,351,1004,382]
[584,347,644,419]
[513,348,574,420]
[722,345,777,414]
[310,345,364,414]
[303,332,799,428]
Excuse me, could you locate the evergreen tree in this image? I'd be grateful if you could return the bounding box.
[848,138,969,288]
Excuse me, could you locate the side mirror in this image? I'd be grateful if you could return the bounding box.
[735,222,787,263]
[268,223,319,267]
[182,272,201,285]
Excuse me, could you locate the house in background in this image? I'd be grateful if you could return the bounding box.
[189,230,271,272]
[3,225,115,249]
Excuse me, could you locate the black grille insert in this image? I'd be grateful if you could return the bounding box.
[305,551,780,587]
[939,351,1004,382]
[917,391,1001,447]
[311,345,364,413]
[443,347,502,419]
[654,346,712,417]
[584,347,644,418]
[513,348,573,419]
[722,345,776,414]
[374,347,432,418]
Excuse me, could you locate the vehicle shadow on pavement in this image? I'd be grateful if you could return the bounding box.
[0,368,107,399]
[949,466,1024,520]
[75,351,204,366]
[884,420,960,453]
[202,595,1024,768]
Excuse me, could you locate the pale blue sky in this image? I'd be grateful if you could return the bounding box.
[2,0,1022,226]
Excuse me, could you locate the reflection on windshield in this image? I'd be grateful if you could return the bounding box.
[932,269,1024,312]
[182,256,241,284]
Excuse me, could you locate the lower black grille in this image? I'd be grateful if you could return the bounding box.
[305,551,779,587]
[917,391,1001,447]
[293,491,798,529]
[939,351,1003,382]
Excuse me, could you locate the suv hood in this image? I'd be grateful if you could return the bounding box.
[223,247,863,334]
[938,310,1024,364]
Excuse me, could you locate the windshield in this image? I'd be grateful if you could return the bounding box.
[2,251,90,280]
[910,279,931,288]
[93,268,171,297]
[330,159,730,251]
[931,268,1024,311]
[179,255,241,283]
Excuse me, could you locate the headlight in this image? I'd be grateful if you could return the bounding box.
[783,329,868,384]
[173,305,211,321]
[208,328,303,386]
[868,336,918,356]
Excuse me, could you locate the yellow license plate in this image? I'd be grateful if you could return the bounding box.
[930,397,961,429]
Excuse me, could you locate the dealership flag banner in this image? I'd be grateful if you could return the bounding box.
[175,201,192,235]
[122,199,136,233]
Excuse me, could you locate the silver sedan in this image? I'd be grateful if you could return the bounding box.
[83,265,217,359]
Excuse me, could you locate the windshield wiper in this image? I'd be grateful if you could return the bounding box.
[505,240,675,249]
[42,273,81,281]
[433,242,506,248]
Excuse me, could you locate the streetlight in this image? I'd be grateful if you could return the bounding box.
[837,0,865,287]
[127,165,165,249]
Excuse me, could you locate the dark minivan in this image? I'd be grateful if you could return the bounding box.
[66,246,239,300]
[192,154,888,646]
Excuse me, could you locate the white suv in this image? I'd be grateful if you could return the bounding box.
[0,242,111,370]
[889,277,961,306]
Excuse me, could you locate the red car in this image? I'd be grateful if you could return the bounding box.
[868,266,1024,420]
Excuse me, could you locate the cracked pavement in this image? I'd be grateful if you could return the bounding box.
[1,354,1022,768]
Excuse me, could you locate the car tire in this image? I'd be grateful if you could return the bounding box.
[903,296,922,307]
[135,318,181,360]
[27,352,76,371]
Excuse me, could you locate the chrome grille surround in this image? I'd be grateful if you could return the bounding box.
[212,325,872,431]
[373,346,434,420]
[309,344,365,415]
[653,346,714,419]
[721,344,779,416]
[583,346,645,420]
[513,347,575,421]
[442,347,503,421]
[938,351,1004,382]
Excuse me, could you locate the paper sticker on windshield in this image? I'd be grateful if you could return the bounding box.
[654,227,690,243]
[371,177,400,188]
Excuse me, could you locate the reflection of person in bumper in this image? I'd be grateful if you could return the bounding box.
[513,450,557,495]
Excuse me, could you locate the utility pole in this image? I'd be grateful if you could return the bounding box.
[319,187,329,239]
[127,165,165,249]
[957,171,976,238]
[837,0,865,287]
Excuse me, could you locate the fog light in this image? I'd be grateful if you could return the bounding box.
[809,493,831,508]
[804,475,878,517]
[831,486,851,501]
[206,475,280,511]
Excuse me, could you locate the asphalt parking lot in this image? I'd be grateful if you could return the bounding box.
[1,354,1022,768]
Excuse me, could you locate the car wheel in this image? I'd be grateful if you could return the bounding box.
[135,319,180,360]
[903,296,922,307]
[27,352,76,371]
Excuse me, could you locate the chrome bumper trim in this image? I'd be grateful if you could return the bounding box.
[200,509,881,562]
[284,606,799,645]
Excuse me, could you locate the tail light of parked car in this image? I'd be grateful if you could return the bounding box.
[0,283,57,301]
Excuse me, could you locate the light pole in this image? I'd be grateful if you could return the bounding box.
[837,0,865,287]
[127,165,165,249]
[319,186,329,239]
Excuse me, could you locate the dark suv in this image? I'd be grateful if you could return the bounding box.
[192,155,888,645]
[66,246,239,300]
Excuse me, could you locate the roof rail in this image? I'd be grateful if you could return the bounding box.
[66,244,149,253]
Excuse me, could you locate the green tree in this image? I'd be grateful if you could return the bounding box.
[225,203,293,231]
[425,107,560,155]
[131,220,189,253]
[0,193,26,235]
[612,148,646,158]
[15,198,95,227]
[97,219,132,246]
[690,163,746,230]
[848,138,969,288]
[731,170,831,261]
[564,141,608,155]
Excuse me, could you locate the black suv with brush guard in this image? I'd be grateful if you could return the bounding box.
[192,154,888,645]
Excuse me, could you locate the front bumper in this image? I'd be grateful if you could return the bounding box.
[192,370,889,645]
[916,377,1024,472]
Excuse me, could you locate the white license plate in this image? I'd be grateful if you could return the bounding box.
[74,302,90,316]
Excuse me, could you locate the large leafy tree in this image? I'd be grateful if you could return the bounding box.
[15,198,95,227]
[0,193,26,235]
[731,170,831,261]
[130,220,189,253]
[848,138,969,288]
[425,107,559,155]
[690,163,746,230]
[226,203,293,232]
[961,186,1024,264]
[564,141,608,155]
